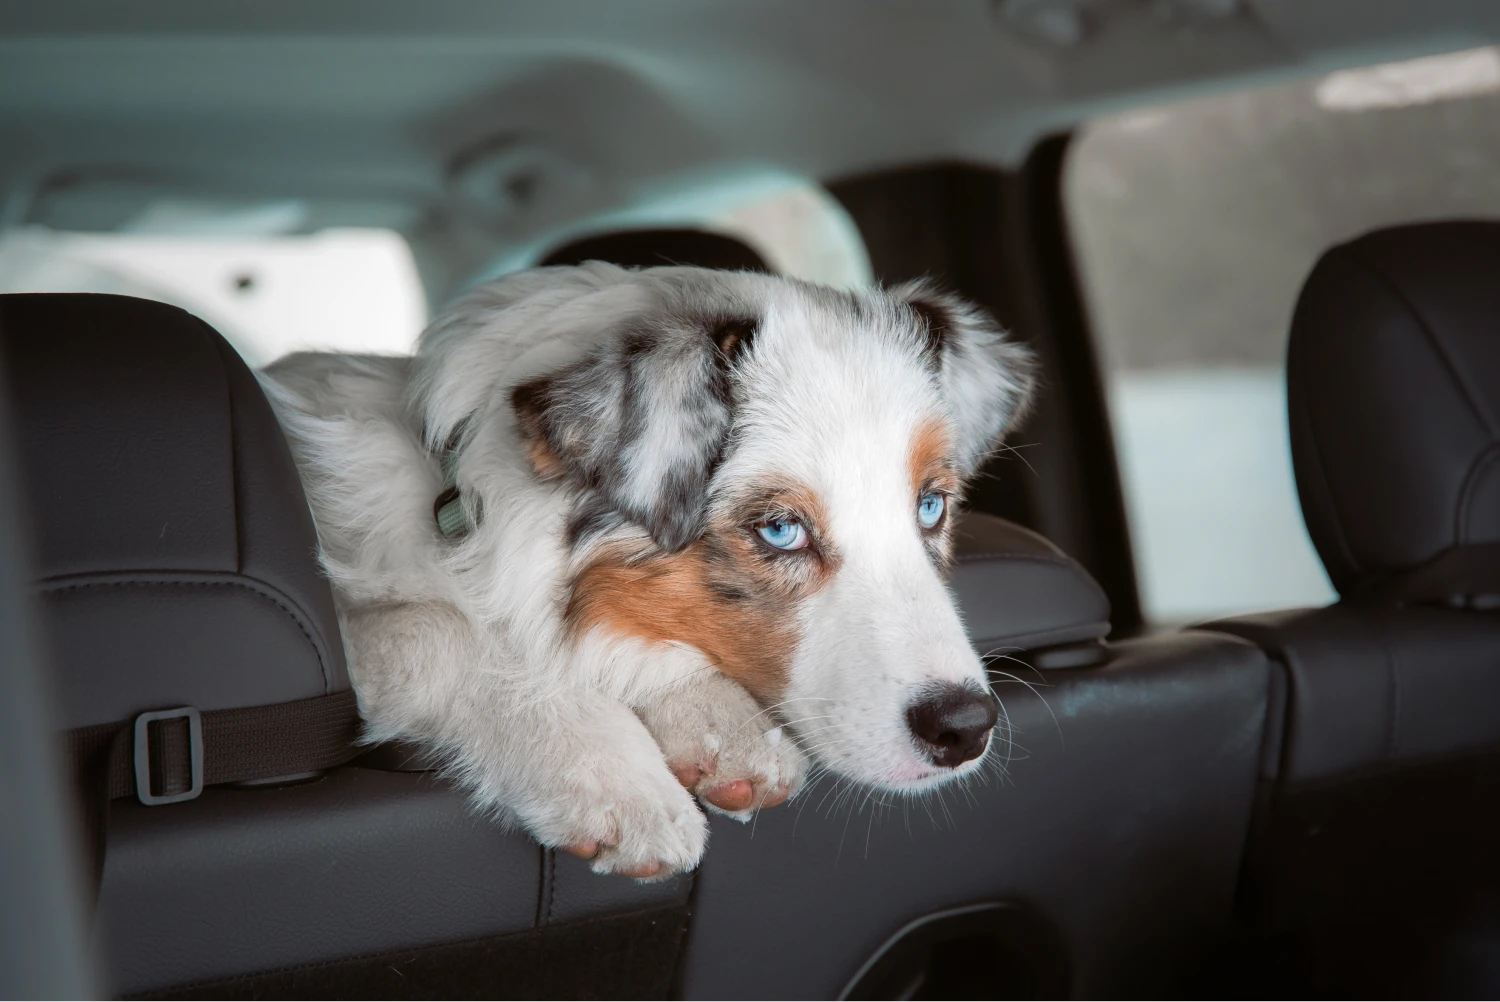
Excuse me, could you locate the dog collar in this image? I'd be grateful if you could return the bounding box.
[431,430,479,540]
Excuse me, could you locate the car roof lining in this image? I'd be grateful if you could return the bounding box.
[2,1,1497,267]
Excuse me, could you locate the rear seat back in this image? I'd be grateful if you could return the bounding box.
[1,293,349,727]
[2,236,1274,998]
[533,232,1274,999]
[1210,220,1500,781]
[1203,222,1500,996]
[1286,222,1500,604]
[1,292,697,996]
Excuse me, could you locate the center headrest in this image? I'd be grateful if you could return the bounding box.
[951,513,1111,663]
[1288,222,1500,599]
[539,227,772,273]
[0,294,348,728]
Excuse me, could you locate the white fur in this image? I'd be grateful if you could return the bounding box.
[260,263,1034,877]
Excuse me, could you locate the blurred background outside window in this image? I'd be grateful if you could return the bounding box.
[1067,45,1500,624]
[0,176,869,368]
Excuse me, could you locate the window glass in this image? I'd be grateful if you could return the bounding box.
[0,226,426,368]
[0,176,867,372]
[1065,46,1500,624]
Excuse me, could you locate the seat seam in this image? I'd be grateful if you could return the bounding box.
[544,849,557,926]
[201,319,245,586]
[36,572,333,689]
[1347,245,1499,436]
[968,625,1109,653]
[953,551,1074,565]
[1289,332,1363,586]
[1456,441,1500,543]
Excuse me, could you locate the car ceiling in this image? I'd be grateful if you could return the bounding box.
[2,1,1499,274]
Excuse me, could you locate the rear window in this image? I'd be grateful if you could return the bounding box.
[1065,45,1500,624]
[0,226,427,368]
[0,177,870,368]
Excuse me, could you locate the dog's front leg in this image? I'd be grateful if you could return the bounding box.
[635,670,808,822]
[344,602,708,879]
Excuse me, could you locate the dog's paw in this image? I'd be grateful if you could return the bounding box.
[530,757,709,881]
[639,673,808,822]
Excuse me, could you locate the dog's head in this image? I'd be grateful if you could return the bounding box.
[503,267,1036,792]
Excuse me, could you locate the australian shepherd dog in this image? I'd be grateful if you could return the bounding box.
[261,263,1035,879]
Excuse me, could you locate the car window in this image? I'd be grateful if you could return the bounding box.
[0,179,869,369]
[0,225,428,369]
[1065,45,1500,625]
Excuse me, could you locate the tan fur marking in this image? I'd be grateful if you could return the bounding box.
[909,417,959,497]
[568,541,797,702]
[910,417,960,563]
[513,391,568,480]
[526,436,567,480]
[567,479,840,702]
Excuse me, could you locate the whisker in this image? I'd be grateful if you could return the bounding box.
[733,696,836,735]
[985,656,1064,746]
[991,440,1041,479]
[635,661,723,699]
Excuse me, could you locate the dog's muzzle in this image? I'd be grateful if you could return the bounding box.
[905,684,999,768]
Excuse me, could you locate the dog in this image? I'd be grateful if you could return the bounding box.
[260,262,1036,879]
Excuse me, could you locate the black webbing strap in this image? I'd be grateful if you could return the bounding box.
[66,689,363,896]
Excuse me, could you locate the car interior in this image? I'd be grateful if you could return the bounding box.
[4,3,1500,999]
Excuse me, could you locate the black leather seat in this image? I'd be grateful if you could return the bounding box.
[1203,222,1500,996]
[537,230,1277,998]
[2,241,1274,998]
[2,293,349,728]
[2,294,691,997]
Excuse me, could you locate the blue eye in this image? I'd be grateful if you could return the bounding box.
[755,518,808,551]
[918,492,946,529]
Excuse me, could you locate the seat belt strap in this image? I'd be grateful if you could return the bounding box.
[66,688,362,803]
[64,689,363,899]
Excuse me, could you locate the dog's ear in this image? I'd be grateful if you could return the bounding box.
[512,317,755,551]
[895,280,1038,477]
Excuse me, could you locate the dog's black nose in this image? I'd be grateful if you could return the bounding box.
[906,685,999,768]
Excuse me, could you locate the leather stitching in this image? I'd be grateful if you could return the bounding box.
[1290,342,1362,586]
[1456,442,1500,543]
[1347,246,1498,435]
[1296,254,1394,586]
[36,572,333,693]
[547,849,557,926]
[202,320,244,575]
[953,551,1073,565]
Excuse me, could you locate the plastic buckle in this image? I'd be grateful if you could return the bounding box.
[133,707,204,806]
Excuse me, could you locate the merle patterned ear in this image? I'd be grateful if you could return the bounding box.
[512,317,757,551]
[895,280,1038,476]
[906,297,952,370]
[711,317,756,364]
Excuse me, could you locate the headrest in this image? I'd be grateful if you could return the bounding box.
[539,227,772,272]
[951,513,1111,667]
[0,294,348,728]
[1288,223,1500,601]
